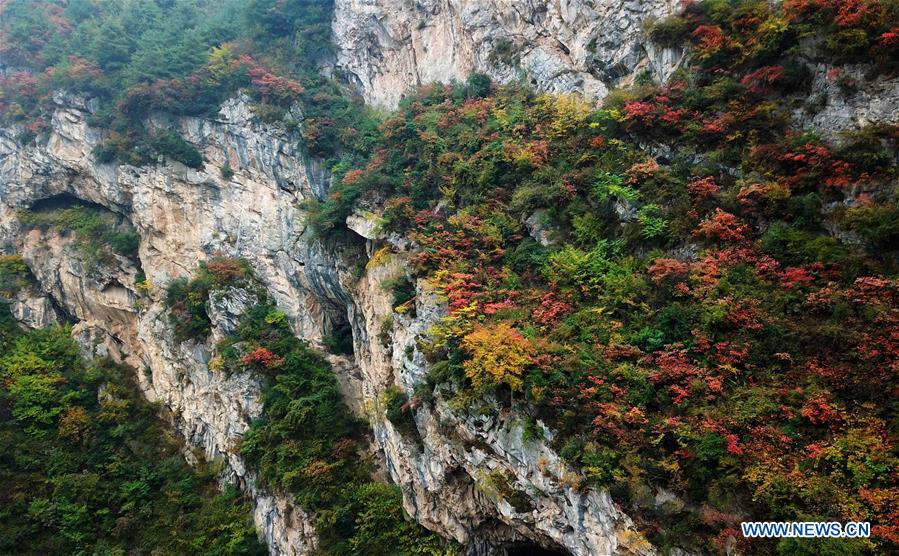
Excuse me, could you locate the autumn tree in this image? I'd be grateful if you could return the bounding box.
[461,323,534,400]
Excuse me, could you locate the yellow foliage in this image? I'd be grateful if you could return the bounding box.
[559,470,586,492]
[208,355,224,372]
[536,455,550,474]
[366,246,393,270]
[58,406,90,445]
[207,43,235,83]
[426,302,477,351]
[461,322,533,391]
[539,93,593,138]
[135,278,154,293]
[491,105,510,129]
[438,183,457,205]
[617,529,653,554]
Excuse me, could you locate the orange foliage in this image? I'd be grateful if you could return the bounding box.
[461,323,534,391]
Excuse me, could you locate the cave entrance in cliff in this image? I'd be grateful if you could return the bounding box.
[504,544,568,556]
[322,310,354,357]
[26,193,144,272]
[28,192,110,213]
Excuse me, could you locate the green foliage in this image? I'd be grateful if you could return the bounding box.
[165,258,254,343]
[6,0,899,552]
[323,321,355,356]
[636,203,668,239]
[18,203,140,274]
[645,15,691,47]
[1,0,379,171]
[593,172,637,203]
[166,277,213,342]
[0,255,31,297]
[760,223,853,267]
[464,73,493,98]
[385,275,416,309]
[479,470,534,514]
[150,129,204,168]
[213,299,449,554]
[303,2,899,551]
[383,385,419,440]
[317,482,446,556]
[0,309,265,555]
[505,239,549,275]
[842,203,899,253]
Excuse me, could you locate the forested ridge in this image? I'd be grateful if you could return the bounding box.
[2,0,898,555]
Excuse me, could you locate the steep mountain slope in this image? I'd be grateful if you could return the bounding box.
[332,0,682,107]
[1,1,898,555]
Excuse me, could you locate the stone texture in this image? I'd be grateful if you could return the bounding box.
[8,286,59,328]
[3,5,897,555]
[0,95,326,556]
[793,62,899,140]
[332,0,682,108]
[0,92,655,555]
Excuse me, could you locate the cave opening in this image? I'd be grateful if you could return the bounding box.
[23,193,144,274]
[323,313,354,356]
[504,545,568,556]
[27,192,112,213]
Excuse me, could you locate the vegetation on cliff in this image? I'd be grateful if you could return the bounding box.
[165,262,452,555]
[18,202,141,274]
[0,304,265,555]
[2,0,898,554]
[0,0,376,164]
[310,1,899,554]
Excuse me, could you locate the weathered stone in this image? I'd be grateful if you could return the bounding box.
[3,5,897,554]
[0,94,657,554]
[332,0,680,108]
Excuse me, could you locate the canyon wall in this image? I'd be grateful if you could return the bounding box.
[332,0,683,108]
[0,92,654,555]
[3,2,898,555]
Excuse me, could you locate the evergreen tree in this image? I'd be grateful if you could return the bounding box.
[89,19,132,73]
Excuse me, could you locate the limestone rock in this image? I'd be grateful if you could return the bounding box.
[332,0,681,108]
[524,210,557,246]
[3,6,896,553]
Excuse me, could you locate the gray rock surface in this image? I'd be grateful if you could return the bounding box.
[332,0,682,108]
[1,95,324,555]
[793,62,899,140]
[0,92,655,555]
[2,3,897,555]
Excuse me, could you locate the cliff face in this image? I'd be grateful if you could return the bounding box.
[4,3,898,556]
[332,0,683,108]
[0,92,654,555]
[0,95,324,555]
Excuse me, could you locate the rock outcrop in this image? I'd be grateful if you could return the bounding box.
[0,95,328,555]
[0,89,655,555]
[4,4,898,556]
[332,0,683,108]
[792,62,899,140]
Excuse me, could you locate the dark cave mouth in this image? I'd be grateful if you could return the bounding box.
[504,543,568,556]
[27,192,112,213]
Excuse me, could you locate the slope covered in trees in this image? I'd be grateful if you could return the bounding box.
[0,304,265,554]
[309,2,899,553]
[164,260,452,555]
[0,0,375,162]
[2,0,898,554]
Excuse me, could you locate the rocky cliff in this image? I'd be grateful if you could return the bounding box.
[0,90,655,555]
[332,0,683,108]
[3,2,898,556]
[0,95,324,554]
